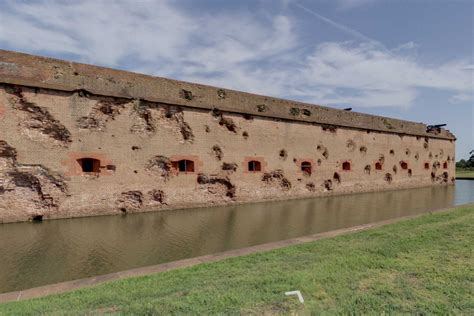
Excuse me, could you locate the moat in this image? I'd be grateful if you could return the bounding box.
[1,180,473,294]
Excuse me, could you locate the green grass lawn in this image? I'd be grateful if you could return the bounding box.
[1,205,473,315]
[456,169,474,179]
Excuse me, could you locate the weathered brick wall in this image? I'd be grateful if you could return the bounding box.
[0,50,456,223]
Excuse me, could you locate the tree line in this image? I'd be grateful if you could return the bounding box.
[456,150,474,169]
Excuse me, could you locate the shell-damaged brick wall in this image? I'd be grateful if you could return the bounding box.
[0,50,455,140]
[0,50,456,223]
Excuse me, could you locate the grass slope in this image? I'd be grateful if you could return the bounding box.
[1,205,473,315]
[456,169,474,179]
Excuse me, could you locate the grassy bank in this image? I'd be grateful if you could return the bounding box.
[456,169,474,179]
[1,205,473,315]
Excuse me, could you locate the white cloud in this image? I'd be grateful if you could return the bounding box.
[299,42,472,106]
[0,0,472,108]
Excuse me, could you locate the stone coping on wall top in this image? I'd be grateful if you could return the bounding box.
[0,49,455,141]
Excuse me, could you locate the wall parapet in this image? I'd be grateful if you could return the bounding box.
[0,49,455,140]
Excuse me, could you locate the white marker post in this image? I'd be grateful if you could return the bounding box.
[285,290,304,303]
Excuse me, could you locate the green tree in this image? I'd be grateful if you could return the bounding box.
[456,151,474,169]
[469,150,474,168]
[456,159,467,169]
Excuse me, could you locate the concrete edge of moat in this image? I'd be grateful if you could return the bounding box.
[1,202,473,304]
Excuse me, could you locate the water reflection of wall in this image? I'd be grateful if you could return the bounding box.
[0,183,462,293]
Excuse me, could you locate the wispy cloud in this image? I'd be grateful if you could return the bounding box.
[336,0,378,10]
[293,2,386,50]
[0,0,472,108]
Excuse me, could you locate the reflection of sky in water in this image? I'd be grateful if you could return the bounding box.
[1,181,473,293]
[453,180,474,205]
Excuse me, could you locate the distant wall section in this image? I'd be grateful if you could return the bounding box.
[0,84,455,223]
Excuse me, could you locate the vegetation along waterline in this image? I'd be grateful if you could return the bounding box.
[456,150,474,179]
[1,204,472,315]
[456,169,474,179]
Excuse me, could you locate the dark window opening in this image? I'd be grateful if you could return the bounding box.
[443,162,448,169]
[424,163,430,170]
[248,160,261,172]
[342,161,351,171]
[400,161,408,170]
[375,162,382,170]
[174,159,194,173]
[301,161,312,176]
[78,158,101,173]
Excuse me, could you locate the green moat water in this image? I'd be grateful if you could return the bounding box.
[1,180,473,293]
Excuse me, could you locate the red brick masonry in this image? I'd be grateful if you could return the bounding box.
[61,152,114,176]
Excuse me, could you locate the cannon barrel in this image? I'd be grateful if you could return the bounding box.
[427,124,447,128]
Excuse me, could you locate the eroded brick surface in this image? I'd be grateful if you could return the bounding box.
[0,50,457,223]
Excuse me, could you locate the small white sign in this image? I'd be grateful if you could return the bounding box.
[285,290,304,303]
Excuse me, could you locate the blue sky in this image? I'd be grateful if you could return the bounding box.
[0,0,472,159]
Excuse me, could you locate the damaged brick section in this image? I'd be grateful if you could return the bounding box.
[364,165,371,175]
[179,89,193,101]
[0,140,68,217]
[197,174,236,199]
[118,189,167,213]
[317,144,329,159]
[346,139,356,151]
[212,145,223,160]
[130,101,156,135]
[117,191,144,213]
[77,98,129,131]
[321,124,337,133]
[432,171,449,184]
[145,155,173,180]
[306,182,316,192]
[149,189,166,204]
[131,101,194,142]
[6,86,72,146]
[174,111,194,142]
[211,108,238,133]
[323,179,333,191]
[262,170,291,191]
[0,140,17,163]
[7,171,57,209]
[19,164,69,194]
[222,162,238,173]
